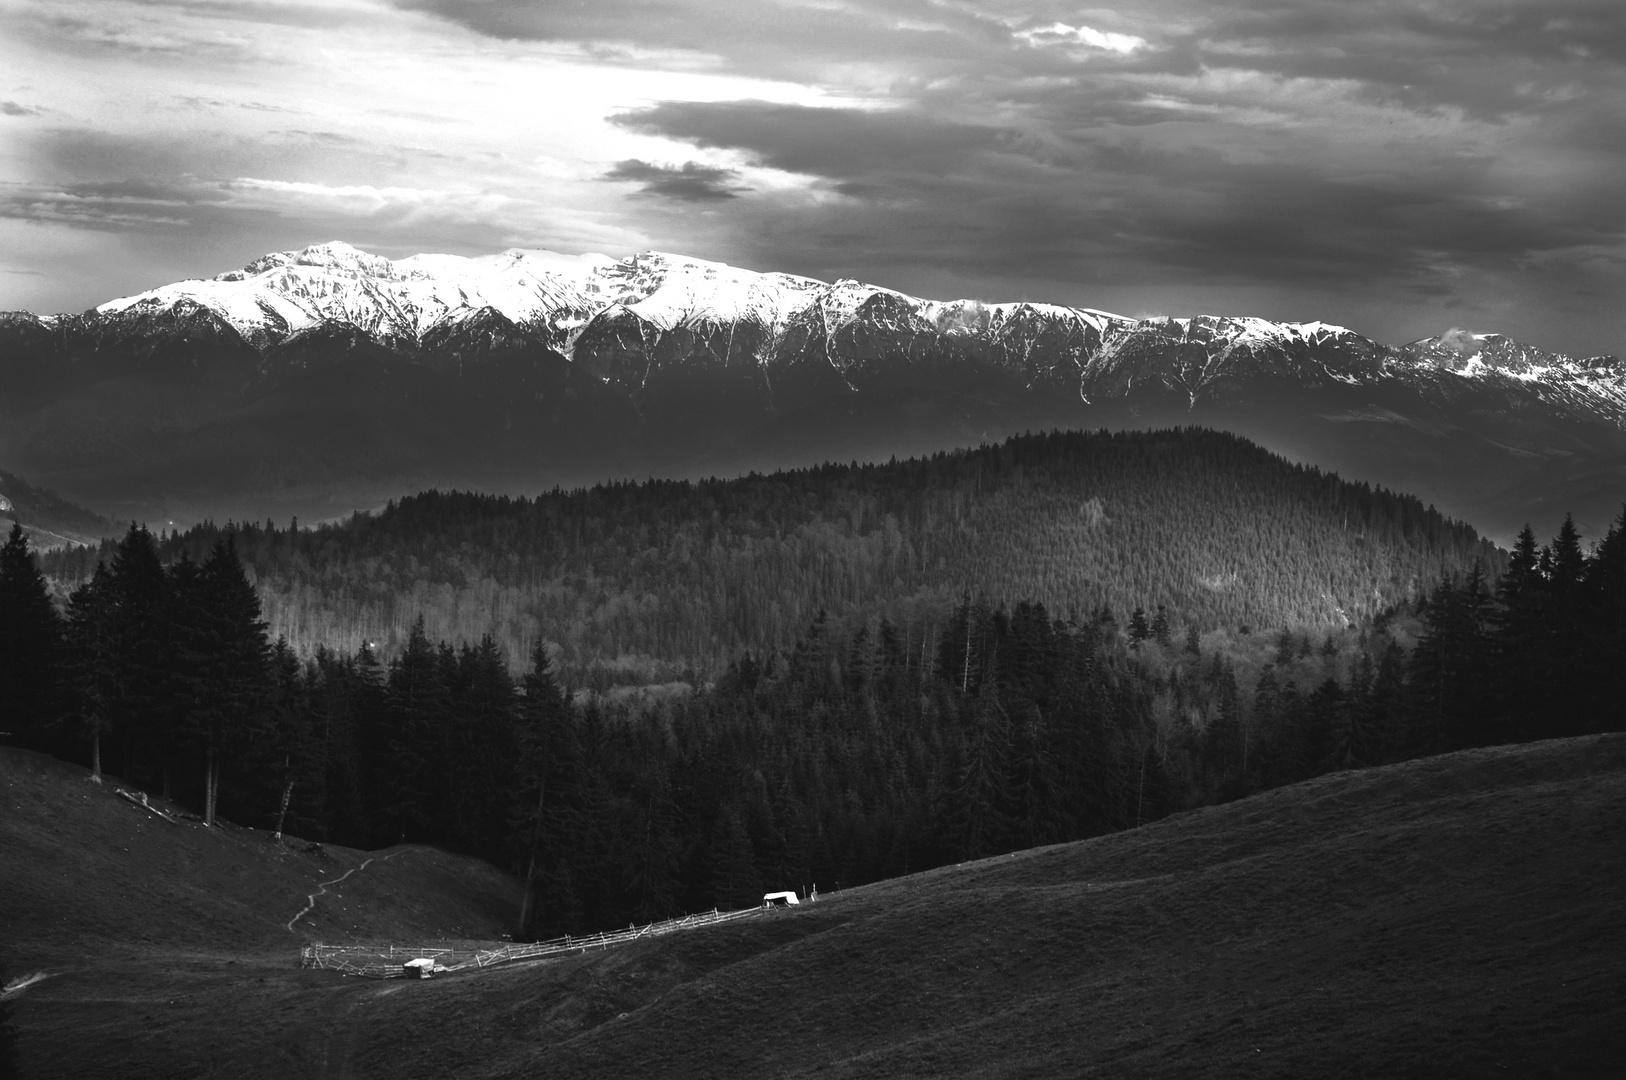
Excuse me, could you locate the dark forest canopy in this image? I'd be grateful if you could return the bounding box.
[4,506,1621,939]
[42,428,1500,686]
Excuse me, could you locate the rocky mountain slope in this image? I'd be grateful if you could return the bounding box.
[3,243,1623,539]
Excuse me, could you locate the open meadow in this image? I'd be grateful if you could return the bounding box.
[4,733,1623,1078]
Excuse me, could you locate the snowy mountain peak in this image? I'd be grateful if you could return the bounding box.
[225,240,391,280]
[59,242,1626,426]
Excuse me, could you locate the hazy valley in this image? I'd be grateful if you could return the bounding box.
[4,243,1624,543]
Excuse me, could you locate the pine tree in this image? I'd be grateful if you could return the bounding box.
[0,523,64,749]
[188,537,271,826]
[1548,514,1585,592]
[1274,627,1297,666]
[65,565,118,782]
[381,616,449,841]
[1150,605,1172,647]
[954,690,1011,858]
[707,803,762,910]
[1585,506,1626,731]
[447,635,520,856]
[1406,571,1493,753]
[107,524,171,785]
[514,640,576,937]
[262,638,319,841]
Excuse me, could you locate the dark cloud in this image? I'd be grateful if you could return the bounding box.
[0,177,227,232]
[612,97,1626,282]
[1189,0,1626,120]
[394,0,1002,85]
[2,101,41,116]
[600,89,1626,359]
[602,159,744,201]
[612,103,1005,193]
[393,0,1622,113]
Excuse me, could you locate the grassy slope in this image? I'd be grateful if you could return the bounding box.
[7,736,1625,1079]
[1,748,519,1077]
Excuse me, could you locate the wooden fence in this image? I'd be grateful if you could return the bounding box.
[300,907,764,979]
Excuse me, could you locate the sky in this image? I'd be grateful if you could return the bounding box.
[1,0,1623,357]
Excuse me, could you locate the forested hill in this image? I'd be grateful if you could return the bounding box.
[44,428,1500,682]
[0,468,117,551]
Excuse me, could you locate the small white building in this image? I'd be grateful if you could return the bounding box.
[762,890,800,908]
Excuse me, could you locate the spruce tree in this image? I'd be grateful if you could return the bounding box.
[263,637,319,841]
[1585,506,1626,731]
[447,635,520,857]
[954,689,1012,858]
[1150,605,1172,647]
[0,523,64,748]
[381,616,449,842]
[514,640,575,937]
[189,537,271,826]
[107,524,171,784]
[65,565,118,781]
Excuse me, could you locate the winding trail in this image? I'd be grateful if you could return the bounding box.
[287,851,410,932]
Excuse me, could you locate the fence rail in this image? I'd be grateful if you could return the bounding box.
[300,906,764,979]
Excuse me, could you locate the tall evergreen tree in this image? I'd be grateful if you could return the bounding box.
[381,616,450,842]
[262,637,320,841]
[0,523,64,748]
[446,636,520,856]
[189,537,271,826]
[1127,607,1150,645]
[65,564,118,781]
[107,524,171,783]
[1407,571,1493,753]
[953,690,1012,858]
[514,641,577,938]
[1585,506,1626,731]
[1150,605,1172,647]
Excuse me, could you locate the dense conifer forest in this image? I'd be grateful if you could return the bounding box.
[5,483,1621,938]
[43,429,1501,688]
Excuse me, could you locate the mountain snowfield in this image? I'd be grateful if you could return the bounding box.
[53,240,1623,424]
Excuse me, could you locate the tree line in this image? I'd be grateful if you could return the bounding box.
[39,428,1501,687]
[4,507,1619,938]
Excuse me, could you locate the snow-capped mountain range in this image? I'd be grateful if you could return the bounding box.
[6,240,1621,425]
[3,241,1624,542]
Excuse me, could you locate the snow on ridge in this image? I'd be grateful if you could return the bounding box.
[599,251,827,331]
[98,242,626,344]
[80,242,1363,355]
[72,243,1621,418]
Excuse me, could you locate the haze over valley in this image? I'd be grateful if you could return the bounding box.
[4,242,1624,544]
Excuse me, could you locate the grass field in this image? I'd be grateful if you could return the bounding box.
[5,735,1624,1078]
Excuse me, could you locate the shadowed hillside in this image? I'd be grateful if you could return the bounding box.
[41,428,1501,683]
[0,750,520,962]
[5,735,1622,1078]
[0,468,117,551]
